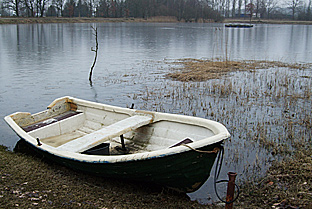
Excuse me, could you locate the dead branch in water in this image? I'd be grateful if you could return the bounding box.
[89,26,98,84]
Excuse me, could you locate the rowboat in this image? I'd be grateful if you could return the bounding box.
[4,96,230,193]
[225,23,253,28]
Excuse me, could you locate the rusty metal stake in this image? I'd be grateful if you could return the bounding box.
[225,172,237,209]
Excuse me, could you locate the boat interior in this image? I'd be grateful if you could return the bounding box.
[11,98,215,155]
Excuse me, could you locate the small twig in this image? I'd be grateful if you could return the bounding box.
[89,26,98,84]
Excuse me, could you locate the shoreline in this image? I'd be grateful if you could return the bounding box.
[0,17,181,24]
[223,18,312,25]
[0,145,208,208]
[1,17,312,25]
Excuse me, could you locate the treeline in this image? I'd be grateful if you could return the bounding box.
[0,0,223,22]
[1,0,312,21]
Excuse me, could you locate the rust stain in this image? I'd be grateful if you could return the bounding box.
[69,102,78,111]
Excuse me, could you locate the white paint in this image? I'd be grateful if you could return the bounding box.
[4,96,230,163]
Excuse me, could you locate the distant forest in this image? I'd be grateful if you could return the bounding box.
[1,0,312,21]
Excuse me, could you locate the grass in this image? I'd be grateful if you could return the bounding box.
[168,58,312,208]
[0,16,180,25]
[166,59,311,82]
[1,17,312,25]
[131,57,312,207]
[1,145,311,208]
[0,145,209,208]
[236,148,312,208]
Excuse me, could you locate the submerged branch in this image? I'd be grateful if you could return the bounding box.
[89,26,98,84]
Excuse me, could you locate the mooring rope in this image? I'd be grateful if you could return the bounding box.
[181,144,220,154]
[181,143,240,204]
[213,146,240,204]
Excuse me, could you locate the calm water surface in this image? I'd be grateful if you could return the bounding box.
[1,22,311,203]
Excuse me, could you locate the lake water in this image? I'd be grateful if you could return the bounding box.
[1,22,311,204]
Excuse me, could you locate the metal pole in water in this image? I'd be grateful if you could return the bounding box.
[225,172,237,209]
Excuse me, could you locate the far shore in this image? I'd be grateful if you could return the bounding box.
[1,16,312,25]
[224,18,312,25]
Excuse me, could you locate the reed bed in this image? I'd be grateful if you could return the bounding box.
[121,58,312,206]
[76,57,312,206]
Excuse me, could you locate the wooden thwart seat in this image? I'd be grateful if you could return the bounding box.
[23,111,82,132]
[56,115,153,153]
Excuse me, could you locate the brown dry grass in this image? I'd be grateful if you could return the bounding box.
[0,16,180,25]
[0,145,210,208]
[237,148,312,208]
[166,59,311,82]
[1,17,312,25]
[164,58,312,208]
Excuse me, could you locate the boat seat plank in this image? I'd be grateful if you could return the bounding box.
[23,111,82,132]
[56,115,153,153]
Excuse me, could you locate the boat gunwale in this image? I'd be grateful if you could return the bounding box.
[4,96,230,164]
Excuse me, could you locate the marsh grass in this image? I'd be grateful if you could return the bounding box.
[166,59,312,82]
[129,58,312,206]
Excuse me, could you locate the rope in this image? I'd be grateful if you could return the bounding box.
[181,144,220,154]
[182,143,240,203]
[213,147,240,204]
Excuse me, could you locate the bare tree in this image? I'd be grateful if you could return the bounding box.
[3,0,21,16]
[238,0,242,16]
[24,0,35,16]
[52,0,64,16]
[307,0,312,20]
[288,0,302,19]
[218,0,227,16]
[225,0,230,17]
[244,0,247,17]
[263,0,278,18]
[246,1,255,21]
[232,0,236,17]
[36,0,49,16]
[255,0,260,18]
[88,0,95,16]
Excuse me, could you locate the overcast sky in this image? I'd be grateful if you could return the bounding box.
[278,0,310,6]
